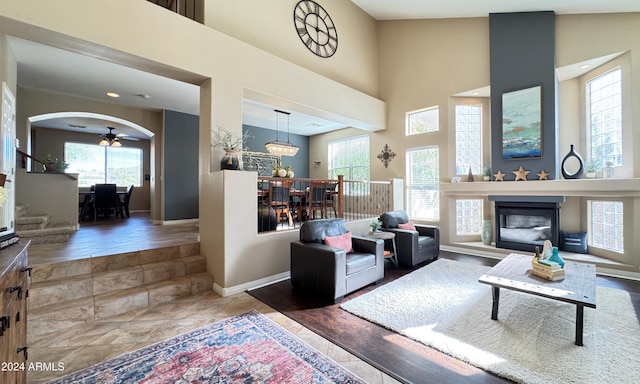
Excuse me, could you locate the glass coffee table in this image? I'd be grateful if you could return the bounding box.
[478,253,597,346]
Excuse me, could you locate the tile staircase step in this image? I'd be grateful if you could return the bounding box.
[92,265,145,296]
[28,297,96,339]
[27,242,212,334]
[142,260,186,285]
[29,274,94,310]
[94,286,149,320]
[16,213,50,230]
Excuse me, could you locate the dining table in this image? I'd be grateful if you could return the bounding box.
[79,190,129,221]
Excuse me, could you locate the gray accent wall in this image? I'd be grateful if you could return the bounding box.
[243,124,309,178]
[164,110,199,220]
[490,12,558,180]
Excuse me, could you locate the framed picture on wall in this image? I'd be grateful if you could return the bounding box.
[502,85,542,160]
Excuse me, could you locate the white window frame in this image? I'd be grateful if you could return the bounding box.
[327,134,370,181]
[455,199,483,236]
[406,106,439,136]
[406,146,439,221]
[65,142,143,187]
[586,67,622,171]
[454,104,483,175]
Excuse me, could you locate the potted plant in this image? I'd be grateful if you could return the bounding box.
[211,126,251,170]
[42,154,69,172]
[482,163,492,181]
[583,158,602,178]
[369,219,382,234]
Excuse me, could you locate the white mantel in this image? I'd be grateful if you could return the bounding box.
[441,178,640,198]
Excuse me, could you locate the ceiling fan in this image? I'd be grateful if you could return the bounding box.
[99,127,122,147]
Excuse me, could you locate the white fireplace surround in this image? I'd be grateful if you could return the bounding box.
[441,178,640,198]
[441,178,640,279]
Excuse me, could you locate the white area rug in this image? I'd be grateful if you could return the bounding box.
[340,259,640,384]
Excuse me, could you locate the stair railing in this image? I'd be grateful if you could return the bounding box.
[147,0,201,22]
[17,149,77,180]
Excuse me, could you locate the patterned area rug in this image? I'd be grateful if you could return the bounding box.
[46,310,364,384]
[341,259,640,384]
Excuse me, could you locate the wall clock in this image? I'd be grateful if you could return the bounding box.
[293,0,338,58]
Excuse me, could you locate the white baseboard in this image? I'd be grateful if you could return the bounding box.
[161,218,199,226]
[213,271,291,297]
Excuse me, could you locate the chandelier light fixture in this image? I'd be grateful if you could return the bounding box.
[99,127,122,147]
[265,109,299,156]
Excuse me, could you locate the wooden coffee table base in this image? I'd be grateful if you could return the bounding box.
[479,253,597,347]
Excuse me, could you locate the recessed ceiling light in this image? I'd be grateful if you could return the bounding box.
[473,92,480,95]
[106,92,120,98]
[307,123,322,127]
[580,64,590,69]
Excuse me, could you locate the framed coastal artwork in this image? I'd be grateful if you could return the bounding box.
[502,85,542,160]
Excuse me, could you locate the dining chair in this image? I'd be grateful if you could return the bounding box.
[306,182,327,220]
[269,183,293,227]
[325,182,338,217]
[93,183,119,219]
[120,185,134,218]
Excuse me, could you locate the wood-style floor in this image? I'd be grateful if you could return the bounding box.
[28,212,200,265]
[29,217,640,383]
[248,252,640,384]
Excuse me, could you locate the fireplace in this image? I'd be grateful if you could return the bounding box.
[489,196,564,253]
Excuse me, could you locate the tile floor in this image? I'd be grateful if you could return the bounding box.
[26,214,398,383]
[28,291,399,384]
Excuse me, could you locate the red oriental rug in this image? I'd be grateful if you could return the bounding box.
[46,310,364,383]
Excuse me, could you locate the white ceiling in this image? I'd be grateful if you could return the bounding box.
[352,0,640,20]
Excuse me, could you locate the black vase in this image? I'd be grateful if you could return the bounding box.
[220,149,242,170]
[561,144,584,179]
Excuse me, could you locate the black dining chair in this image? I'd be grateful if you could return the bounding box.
[93,183,119,219]
[120,185,134,218]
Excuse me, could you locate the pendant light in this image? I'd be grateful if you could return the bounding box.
[265,109,299,156]
[99,127,122,147]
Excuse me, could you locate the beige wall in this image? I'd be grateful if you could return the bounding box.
[0,0,385,292]
[0,34,16,93]
[204,0,379,98]
[308,13,640,273]
[16,88,160,217]
[30,127,151,212]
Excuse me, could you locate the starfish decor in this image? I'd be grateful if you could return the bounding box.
[377,144,396,168]
[537,169,550,180]
[513,166,530,181]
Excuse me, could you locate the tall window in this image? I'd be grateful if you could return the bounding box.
[406,106,439,135]
[406,146,439,220]
[455,104,482,175]
[328,135,370,181]
[65,142,143,187]
[588,68,622,168]
[589,200,623,253]
[456,199,482,235]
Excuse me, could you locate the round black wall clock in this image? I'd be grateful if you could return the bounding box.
[293,0,338,58]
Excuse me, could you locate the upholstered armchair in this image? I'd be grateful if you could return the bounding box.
[379,210,440,267]
[290,218,384,303]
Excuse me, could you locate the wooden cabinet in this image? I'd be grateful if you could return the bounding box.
[0,241,30,384]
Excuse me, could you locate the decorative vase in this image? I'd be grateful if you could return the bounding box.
[561,144,584,179]
[220,149,242,170]
[481,220,493,245]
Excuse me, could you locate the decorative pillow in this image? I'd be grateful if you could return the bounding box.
[559,231,588,254]
[324,232,353,253]
[398,222,417,231]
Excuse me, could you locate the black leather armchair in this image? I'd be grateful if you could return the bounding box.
[379,210,440,267]
[290,218,384,303]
